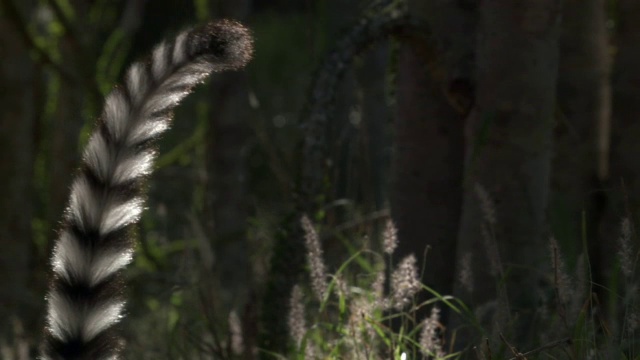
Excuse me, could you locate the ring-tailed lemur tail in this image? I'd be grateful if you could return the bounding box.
[41,20,253,360]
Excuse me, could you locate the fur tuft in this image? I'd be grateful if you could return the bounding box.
[188,20,254,69]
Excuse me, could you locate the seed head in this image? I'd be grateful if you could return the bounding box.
[301,215,328,301]
[288,285,307,347]
[383,219,399,255]
[419,306,446,358]
[390,254,421,310]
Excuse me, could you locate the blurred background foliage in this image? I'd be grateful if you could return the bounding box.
[1,0,640,358]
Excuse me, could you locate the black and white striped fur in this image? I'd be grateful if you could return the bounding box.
[41,20,253,360]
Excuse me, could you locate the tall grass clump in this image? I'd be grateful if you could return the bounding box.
[136,199,640,359]
[457,184,640,359]
[280,215,462,360]
[121,204,640,359]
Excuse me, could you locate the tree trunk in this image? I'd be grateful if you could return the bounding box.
[205,71,252,302]
[391,0,474,319]
[607,0,640,330]
[553,0,610,295]
[454,0,562,340]
[611,2,640,202]
[0,0,37,342]
[47,80,84,249]
[203,0,253,356]
[357,46,390,214]
[392,49,464,298]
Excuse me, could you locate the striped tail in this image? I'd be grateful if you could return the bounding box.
[41,20,253,360]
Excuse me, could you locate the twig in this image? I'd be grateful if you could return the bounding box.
[329,208,390,234]
[473,345,486,360]
[551,243,570,330]
[485,338,492,360]
[499,332,525,359]
[507,337,571,360]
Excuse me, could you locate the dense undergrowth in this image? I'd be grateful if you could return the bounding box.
[122,197,639,359]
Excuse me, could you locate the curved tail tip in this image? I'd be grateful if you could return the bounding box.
[189,19,254,69]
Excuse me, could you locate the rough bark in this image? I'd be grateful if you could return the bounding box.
[553,0,610,293]
[454,0,562,340]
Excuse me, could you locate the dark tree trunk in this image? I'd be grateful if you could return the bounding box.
[553,0,610,298]
[0,0,37,343]
[392,48,464,299]
[205,71,252,303]
[454,0,562,342]
[203,0,254,357]
[357,46,391,214]
[391,0,474,321]
[607,0,640,332]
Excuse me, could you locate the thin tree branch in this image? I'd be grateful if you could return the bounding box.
[0,0,78,83]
